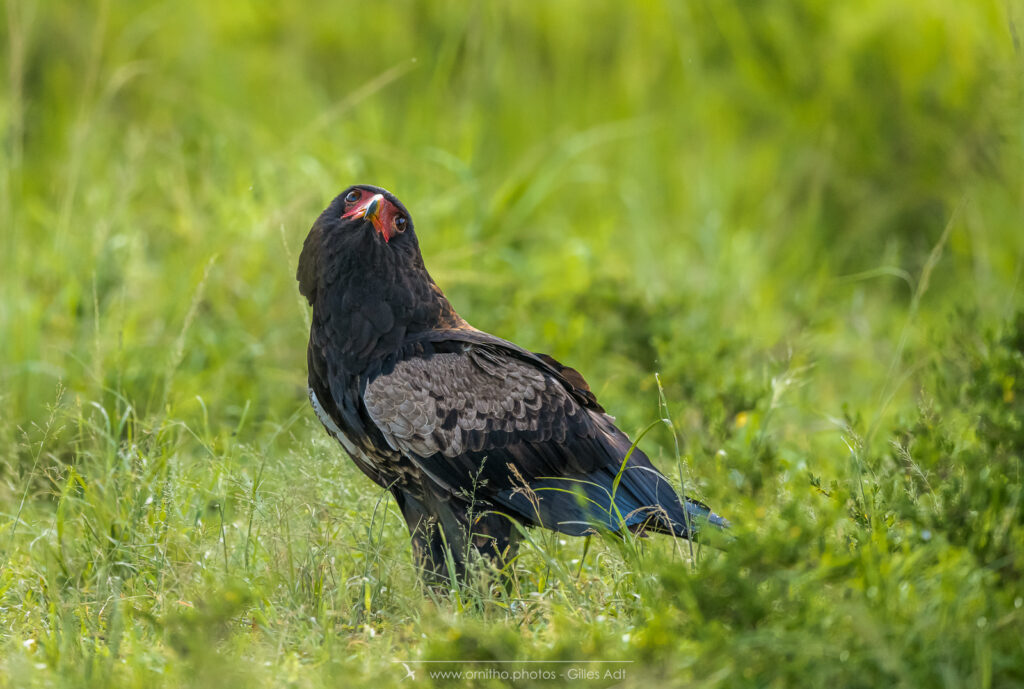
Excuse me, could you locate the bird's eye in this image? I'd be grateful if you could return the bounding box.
[395,216,408,233]
[344,190,360,204]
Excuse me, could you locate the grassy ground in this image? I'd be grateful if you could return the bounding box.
[2,1,1024,687]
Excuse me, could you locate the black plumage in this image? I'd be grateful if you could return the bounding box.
[298,184,728,581]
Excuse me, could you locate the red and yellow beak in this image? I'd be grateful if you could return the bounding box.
[342,193,396,242]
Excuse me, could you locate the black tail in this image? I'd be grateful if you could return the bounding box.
[494,446,729,539]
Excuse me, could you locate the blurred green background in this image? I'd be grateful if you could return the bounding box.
[2,1,1023,687]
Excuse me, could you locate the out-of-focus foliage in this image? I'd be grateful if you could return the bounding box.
[1,1,1022,687]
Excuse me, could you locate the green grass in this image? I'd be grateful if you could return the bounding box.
[2,1,1024,687]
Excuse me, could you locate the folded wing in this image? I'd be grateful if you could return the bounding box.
[362,337,724,537]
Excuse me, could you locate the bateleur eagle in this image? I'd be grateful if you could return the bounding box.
[297,184,728,582]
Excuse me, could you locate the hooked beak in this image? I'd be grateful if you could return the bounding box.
[342,193,388,240]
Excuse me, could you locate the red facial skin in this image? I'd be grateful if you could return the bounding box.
[341,190,404,242]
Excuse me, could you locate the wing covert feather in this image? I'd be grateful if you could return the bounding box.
[363,347,589,461]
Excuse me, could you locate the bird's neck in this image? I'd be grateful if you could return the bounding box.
[312,255,467,375]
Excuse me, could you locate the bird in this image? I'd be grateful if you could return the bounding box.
[297,184,728,583]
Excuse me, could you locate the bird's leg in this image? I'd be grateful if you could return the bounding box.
[469,510,523,600]
[392,488,469,586]
[470,510,520,572]
[410,517,451,586]
[393,489,522,589]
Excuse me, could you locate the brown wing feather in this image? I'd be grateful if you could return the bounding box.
[362,344,610,485]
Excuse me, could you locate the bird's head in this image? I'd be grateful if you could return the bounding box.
[297,184,420,305]
[297,184,466,363]
[336,184,413,243]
